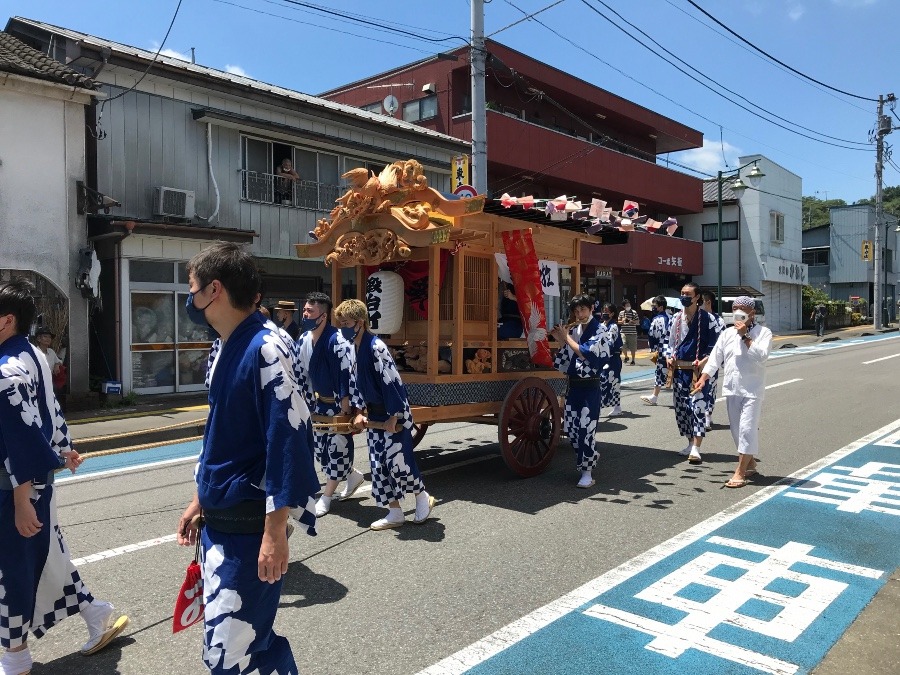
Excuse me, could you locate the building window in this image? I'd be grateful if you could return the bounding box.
[402,95,438,123]
[802,249,829,266]
[701,221,738,242]
[361,101,382,114]
[771,211,785,243]
[240,135,340,211]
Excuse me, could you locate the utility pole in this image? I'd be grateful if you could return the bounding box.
[874,94,892,329]
[470,0,488,194]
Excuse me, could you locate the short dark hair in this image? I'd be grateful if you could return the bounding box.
[305,291,333,315]
[602,302,618,323]
[185,242,260,310]
[0,278,37,336]
[701,290,716,305]
[682,282,701,298]
[653,295,667,309]
[569,294,594,311]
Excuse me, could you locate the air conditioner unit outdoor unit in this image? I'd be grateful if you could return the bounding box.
[153,187,195,220]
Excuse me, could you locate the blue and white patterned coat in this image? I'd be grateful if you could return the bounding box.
[668,308,717,439]
[600,320,623,409]
[648,311,672,388]
[706,312,726,416]
[198,313,319,674]
[0,335,93,650]
[352,332,423,507]
[553,318,611,471]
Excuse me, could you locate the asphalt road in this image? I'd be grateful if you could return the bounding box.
[32,334,900,674]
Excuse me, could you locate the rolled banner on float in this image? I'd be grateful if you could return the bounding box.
[501,229,552,367]
[366,270,404,334]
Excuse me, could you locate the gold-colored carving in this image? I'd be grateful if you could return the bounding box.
[297,158,486,266]
[324,229,412,267]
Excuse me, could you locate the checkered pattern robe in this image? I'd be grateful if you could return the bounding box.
[0,336,93,649]
[706,313,726,416]
[352,333,424,507]
[553,318,611,471]
[668,308,717,439]
[648,312,672,387]
[600,321,623,409]
[295,326,357,482]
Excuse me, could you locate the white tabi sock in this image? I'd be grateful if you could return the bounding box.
[315,495,332,517]
[0,647,33,675]
[386,506,405,523]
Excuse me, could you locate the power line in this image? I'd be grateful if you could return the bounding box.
[661,0,872,115]
[275,0,470,45]
[681,0,878,103]
[488,0,566,37]
[212,0,437,55]
[581,0,872,151]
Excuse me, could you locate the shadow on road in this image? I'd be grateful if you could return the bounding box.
[33,636,135,674]
[280,561,348,608]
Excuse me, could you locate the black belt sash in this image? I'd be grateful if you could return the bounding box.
[366,402,387,416]
[568,377,601,389]
[203,500,266,534]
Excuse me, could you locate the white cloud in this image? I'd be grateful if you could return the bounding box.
[150,42,190,62]
[831,0,877,6]
[671,139,742,176]
[787,4,805,20]
[225,64,250,77]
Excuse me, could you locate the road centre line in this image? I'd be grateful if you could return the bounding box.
[714,377,802,403]
[862,352,900,365]
[415,417,900,675]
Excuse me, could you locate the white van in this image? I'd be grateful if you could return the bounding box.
[720,297,766,327]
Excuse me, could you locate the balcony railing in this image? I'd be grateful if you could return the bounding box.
[240,170,341,211]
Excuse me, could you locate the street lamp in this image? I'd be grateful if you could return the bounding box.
[716,160,765,314]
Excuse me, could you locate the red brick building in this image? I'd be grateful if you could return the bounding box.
[322,40,704,305]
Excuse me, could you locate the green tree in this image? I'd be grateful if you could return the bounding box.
[854,185,900,215]
[802,195,848,230]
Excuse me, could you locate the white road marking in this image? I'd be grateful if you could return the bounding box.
[862,352,900,365]
[71,534,178,566]
[415,417,900,675]
[714,378,803,403]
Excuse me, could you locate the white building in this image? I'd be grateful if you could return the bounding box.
[680,155,807,333]
[0,31,100,395]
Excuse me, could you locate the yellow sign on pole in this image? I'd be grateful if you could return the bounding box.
[861,239,872,261]
[451,154,469,191]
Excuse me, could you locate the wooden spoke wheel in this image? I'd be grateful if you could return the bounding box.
[411,423,430,449]
[498,377,561,477]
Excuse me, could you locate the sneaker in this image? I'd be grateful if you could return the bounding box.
[370,507,405,531]
[413,491,436,524]
[0,647,33,675]
[314,495,332,517]
[338,469,365,500]
[80,601,129,656]
[576,472,595,489]
[640,395,657,406]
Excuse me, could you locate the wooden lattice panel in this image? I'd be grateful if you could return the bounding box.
[464,255,492,322]
[439,256,454,322]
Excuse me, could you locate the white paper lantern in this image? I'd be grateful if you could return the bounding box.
[366,270,404,335]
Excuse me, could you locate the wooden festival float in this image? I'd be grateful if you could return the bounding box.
[296,159,629,477]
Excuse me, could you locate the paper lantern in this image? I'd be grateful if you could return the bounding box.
[366,270,404,335]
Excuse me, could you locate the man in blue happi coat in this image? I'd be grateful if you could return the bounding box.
[641,296,672,406]
[334,299,435,531]
[296,292,364,518]
[0,278,129,675]
[666,283,717,464]
[551,294,611,489]
[176,243,320,675]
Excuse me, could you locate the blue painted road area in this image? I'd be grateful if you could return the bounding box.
[58,438,201,481]
[422,420,900,675]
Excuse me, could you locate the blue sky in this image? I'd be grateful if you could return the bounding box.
[5,0,898,203]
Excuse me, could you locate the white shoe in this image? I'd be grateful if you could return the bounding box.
[640,395,657,406]
[370,507,405,531]
[0,647,32,674]
[80,601,129,656]
[314,495,332,517]
[338,469,365,500]
[414,491,435,524]
[576,471,595,488]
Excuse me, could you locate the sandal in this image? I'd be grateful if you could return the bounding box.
[725,478,749,488]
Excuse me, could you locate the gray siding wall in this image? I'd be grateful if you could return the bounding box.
[829,205,898,285]
[94,84,455,260]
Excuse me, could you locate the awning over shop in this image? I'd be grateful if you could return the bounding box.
[88,216,256,243]
[581,230,703,275]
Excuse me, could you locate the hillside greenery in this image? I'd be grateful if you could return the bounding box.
[802,185,900,230]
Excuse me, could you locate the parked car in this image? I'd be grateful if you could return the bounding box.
[720,297,766,326]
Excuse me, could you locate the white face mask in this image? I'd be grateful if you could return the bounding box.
[733,310,749,323]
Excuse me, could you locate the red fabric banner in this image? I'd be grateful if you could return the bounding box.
[366,249,449,319]
[501,229,552,367]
